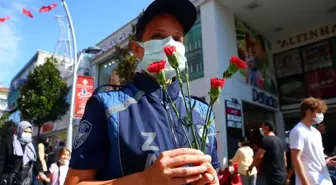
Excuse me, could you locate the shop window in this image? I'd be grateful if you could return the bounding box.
[98,58,120,86]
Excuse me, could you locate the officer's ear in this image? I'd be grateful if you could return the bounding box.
[131,41,144,60]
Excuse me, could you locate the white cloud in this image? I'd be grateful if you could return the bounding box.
[0,1,24,85]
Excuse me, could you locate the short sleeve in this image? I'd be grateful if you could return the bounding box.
[230,149,241,164]
[69,95,109,170]
[49,163,57,174]
[259,137,268,151]
[289,129,304,151]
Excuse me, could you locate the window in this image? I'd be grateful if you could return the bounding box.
[98,58,120,85]
[184,12,204,81]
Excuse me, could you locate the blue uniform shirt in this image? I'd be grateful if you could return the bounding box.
[69,73,220,180]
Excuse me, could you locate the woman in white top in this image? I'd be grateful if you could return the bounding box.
[230,137,258,185]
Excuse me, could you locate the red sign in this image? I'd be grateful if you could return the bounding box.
[226,107,241,116]
[74,76,94,118]
[305,68,336,98]
[42,122,53,133]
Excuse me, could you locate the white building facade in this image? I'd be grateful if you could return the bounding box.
[89,0,336,169]
[0,86,9,117]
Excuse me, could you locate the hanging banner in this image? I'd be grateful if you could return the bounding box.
[74,76,94,118]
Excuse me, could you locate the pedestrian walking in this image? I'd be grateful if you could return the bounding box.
[0,121,50,185]
[65,0,220,185]
[48,147,70,185]
[230,137,257,185]
[247,121,287,185]
[290,97,336,185]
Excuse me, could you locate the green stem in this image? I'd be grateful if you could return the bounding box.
[201,100,215,152]
[175,69,200,150]
[162,86,193,148]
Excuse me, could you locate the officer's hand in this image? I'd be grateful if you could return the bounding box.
[142,148,210,185]
[191,156,219,185]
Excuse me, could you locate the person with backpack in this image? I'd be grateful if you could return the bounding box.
[48,147,70,185]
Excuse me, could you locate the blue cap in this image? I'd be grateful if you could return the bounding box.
[135,0,197,40]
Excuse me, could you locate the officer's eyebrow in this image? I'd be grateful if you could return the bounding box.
[154,28,183,37]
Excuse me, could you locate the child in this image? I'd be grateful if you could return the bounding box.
[48,147,71,185]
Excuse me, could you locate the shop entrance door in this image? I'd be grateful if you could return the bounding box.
[242,102,275,185]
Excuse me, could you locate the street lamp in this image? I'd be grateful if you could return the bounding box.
[66,46,101,151]
[61,0,102,151]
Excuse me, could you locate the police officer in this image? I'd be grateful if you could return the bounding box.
[65,0,220,185]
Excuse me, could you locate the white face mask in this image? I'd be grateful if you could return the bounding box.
[259,128,265,136]
[136,36,187,80]
[238,142,241,148]
[20,133,32,143]
[313,113,324,124]
[58,159,69,165]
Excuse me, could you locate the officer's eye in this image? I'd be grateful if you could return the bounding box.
[151,33,165,40]
[173,36,183,43]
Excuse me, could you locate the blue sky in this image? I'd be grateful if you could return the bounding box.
[0,0,154,87]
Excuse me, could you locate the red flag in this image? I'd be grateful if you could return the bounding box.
[0,16,10,23]
[39,3,57,12]
[22,8,34,18]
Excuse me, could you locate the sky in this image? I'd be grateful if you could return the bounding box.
[0,0,154,87]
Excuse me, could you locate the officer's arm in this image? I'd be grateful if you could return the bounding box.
[66,169,146,185]
[64,96,148,185]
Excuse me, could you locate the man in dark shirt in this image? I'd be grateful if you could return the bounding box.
[247,121,287,185]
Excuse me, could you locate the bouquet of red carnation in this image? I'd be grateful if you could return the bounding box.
[147,46,246,151]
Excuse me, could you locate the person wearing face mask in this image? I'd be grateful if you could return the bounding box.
[48,148,71,185]
[230,137,257,185]
[0,121,50,185]
[247,121,287,185]
[65,1,219,185]
[290,97,336,185]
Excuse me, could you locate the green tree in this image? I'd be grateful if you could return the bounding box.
[115,11,144,84]
[0,113,11,138]
[17,57,69,134]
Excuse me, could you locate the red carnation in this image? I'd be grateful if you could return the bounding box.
[164,46,176,57]
[147,60,166,74]
[230,56,247,69]
[210,78,226,89]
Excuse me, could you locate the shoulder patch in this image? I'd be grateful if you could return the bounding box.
[73,120,92,149]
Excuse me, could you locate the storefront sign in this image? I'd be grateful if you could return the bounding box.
[225,100,242,129]
[74,76,94,118]
[305,68,336,99]
[93,30,133,59]
[252,88,278,109]
[277,24,336,49]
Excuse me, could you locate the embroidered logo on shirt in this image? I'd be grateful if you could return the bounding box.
[73,120,92,149]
